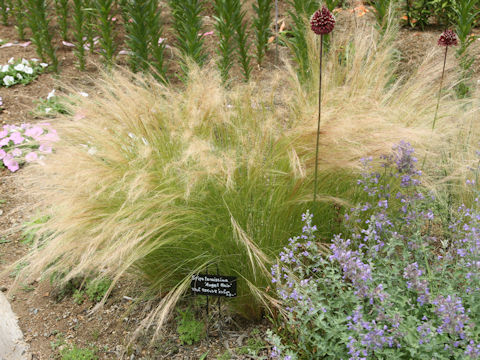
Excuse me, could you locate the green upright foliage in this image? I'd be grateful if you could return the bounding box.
[12,0,26,40]
[169,0,206,75]
[84,0,96,54]
[55,0,69,41]
[213,0,237,83]
[252,0,273,67]
[285,0,318,83]
[72,0,87,70]
[95,0,117,65]
[24,0,58,71]
[232,0,252,81]
[214,0,252,82]
[125,0,166,78]
[371,0,394,30]
[0,0,8,25]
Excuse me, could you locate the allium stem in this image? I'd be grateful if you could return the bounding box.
[313,34,323,203]
[432,46,448,130]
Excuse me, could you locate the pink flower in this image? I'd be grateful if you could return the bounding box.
[9,132,24,145]
[39,144,52,154]
[310,6,336,35]
[0,138,9,146]
[0,130,7,138]
[0,149,5,159]
[25,126,44,139]
[25,151,38,162]
[3,155,19,172]
[11,148,21,157]
[62,41,75,47]
[438,30,458,47]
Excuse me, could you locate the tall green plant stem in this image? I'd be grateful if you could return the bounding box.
[432,46,448,130]
[313,34,323,203]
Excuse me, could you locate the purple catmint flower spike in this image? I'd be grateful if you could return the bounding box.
[311,5,335,203]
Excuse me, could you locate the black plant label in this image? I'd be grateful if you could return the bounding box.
[191,274,237,297]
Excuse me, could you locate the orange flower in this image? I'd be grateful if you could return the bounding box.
[354,5,369,17]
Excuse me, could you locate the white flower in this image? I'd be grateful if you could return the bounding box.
[23,66,33,74]
[14,63,25,72]
[7,57,14,64]
[21,58,28,65]
[47,89,56,100]
[79,92,89,97]
[16,73,23,80]
[40,63,48,68]
[45,107,52,114]
[31,58,39,62]
[3,75,14,86]
[1,65,9,72]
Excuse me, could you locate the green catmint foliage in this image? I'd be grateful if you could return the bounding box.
[253,0,273,67]
[12,0,26,40]
[95,0,117,65]
[169,0,206,74]
[72,0,87,70]
[54,0,69,41]
[24,0,58,71]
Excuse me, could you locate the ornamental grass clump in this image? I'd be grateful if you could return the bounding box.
[12,19,480,335]
[268,143,480,359]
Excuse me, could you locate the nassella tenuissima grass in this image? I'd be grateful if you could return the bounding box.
[24,0,58,71]
[55,0,69,41]
[95,0,117,66]
[168,0,206,77]
[252,0,273,67]
[268,142,480,359]
[72,0,87,70]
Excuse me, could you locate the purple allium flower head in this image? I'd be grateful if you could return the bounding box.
[310,6,335,35]
[438,29,458,47]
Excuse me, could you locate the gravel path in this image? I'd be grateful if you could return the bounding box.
[0,292,29,360]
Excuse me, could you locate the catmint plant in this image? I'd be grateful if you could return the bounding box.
[169,0,206,76]
[268,141,480,359]
[72,0,87,70]
[252,0,273,67]
[310,6,335,203]
[54,0,70,41]
[95,0,117,65]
